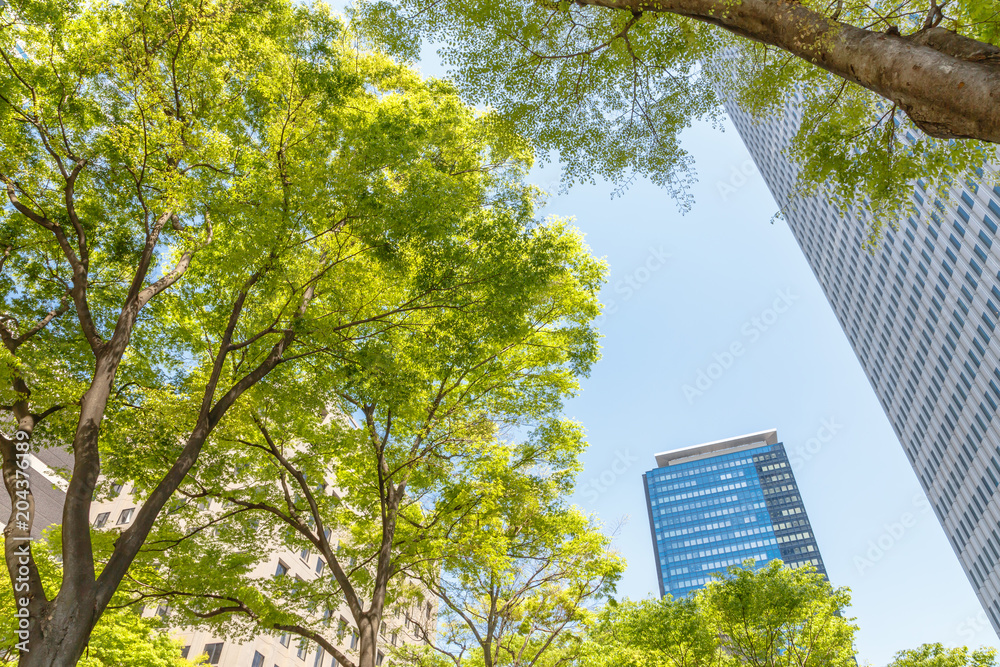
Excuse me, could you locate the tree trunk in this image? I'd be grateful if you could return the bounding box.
[356,615,380,667]
[18,601,97,667]
[579,0,1000,143]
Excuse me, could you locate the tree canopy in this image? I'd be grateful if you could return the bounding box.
[581,560,857,667]
[0,0,580,663]
[886,644,999,667]
[113,203,609,667]
[352,0,1000,237]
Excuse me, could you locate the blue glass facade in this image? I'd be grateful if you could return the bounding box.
[644,433,827,598]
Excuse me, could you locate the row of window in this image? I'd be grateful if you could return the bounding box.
[92,507,133,528]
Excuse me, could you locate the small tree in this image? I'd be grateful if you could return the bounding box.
[402,444,624,667]
[581,596,722,667]
[579,560,857,667]
[700,560,857,667]
[886,644,998,667]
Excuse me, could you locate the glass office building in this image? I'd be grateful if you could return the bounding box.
[721,72,1000,633]
[644,429,827,598]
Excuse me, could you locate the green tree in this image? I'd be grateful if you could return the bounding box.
[0,0,539,663]
[115,207,607,667]
[578,561,857,667]
[353,0,1000,236]
[700,560,857,667]
[886,644,998,667]
[0,534,201,667]
[400,443,624,667]
[581,597,722,667]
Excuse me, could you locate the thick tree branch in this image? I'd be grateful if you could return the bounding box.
[572,0,1000,142]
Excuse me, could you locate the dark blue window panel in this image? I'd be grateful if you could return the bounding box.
[962,192,976,208]
[951,234,962,250]
[967,272,979,289]
[986,215,999,234]
[963,285,975,302]
[947,247,959,263]
[972,258,984,276]
[915,192,925,205]
[958,208,971,224]
[981,230,994,247]
[990,199,1000,218]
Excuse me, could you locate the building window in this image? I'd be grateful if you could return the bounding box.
[117,508,134,524]
[203,642,224,664]
[93,512,110,529]
[297,640,308,660]
[300,547,310,561]
[110,482,123,498]
[376,651,384,666]
[252,651,265,667]
[280,632,291,647]
[180,646,190,659]
[316,558,325,574]
[155,602,168,619]
[275,560,289,577]
[391,631,398,647]
[314,647,326,667]
[350,632,358,650]
[337,618,348,641]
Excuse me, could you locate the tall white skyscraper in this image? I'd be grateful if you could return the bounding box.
[727,98,1000,634]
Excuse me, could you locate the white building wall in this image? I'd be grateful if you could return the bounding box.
[89,488,433,667]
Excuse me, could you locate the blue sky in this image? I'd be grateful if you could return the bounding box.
[529,119,1000,664]
[372,19,1000,663]
[536,124,998,665]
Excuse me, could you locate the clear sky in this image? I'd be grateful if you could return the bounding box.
[531,119,1000,665]
[375,21,1000,664]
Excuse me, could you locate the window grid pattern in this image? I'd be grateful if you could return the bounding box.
[724,87,1000,633]
[643,442,826,598]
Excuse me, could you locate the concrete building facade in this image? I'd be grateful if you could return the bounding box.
[726,92,1000,633]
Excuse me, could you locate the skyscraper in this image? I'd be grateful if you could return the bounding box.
[727,95,1000,633]
[643,429,827,598]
